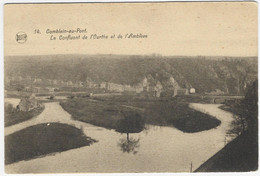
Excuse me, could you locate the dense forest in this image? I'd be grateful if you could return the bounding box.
[5,54,257,94]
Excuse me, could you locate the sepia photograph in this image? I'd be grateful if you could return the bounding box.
[2,1,258,174]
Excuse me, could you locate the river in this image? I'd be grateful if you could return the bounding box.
[5,98,235,173]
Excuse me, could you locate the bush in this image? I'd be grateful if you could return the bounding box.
[5,103,14,113]
[5,104,45,127]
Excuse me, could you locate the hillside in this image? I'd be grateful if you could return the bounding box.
[4,55,257,94]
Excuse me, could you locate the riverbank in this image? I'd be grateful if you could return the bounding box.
[5,102,235,173]
[195,129,258,172]
[144,101,221,132]
[60,97,221,133]
[195,85,258,172]
[5,123,97,165]
[4,103,45,127]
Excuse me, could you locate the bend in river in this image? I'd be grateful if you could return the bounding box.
[5,98,235,173]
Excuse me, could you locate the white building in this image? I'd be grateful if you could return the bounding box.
[190,88,196,94]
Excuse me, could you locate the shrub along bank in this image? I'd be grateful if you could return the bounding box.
[4,103,45,127]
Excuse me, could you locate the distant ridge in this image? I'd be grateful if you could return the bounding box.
[5,55,257,94]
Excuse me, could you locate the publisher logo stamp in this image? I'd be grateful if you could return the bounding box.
[15,32,27,44]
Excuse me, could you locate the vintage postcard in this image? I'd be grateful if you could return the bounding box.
[3,1,258,174]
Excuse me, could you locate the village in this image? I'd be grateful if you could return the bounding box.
[5,74,199,111]
[5,74,195,96]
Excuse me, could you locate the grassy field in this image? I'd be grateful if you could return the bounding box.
[143,102,221,132]
[60,98,136,130]
[4,103,45,127]
[5,123,97,164]
[61,96,221,133]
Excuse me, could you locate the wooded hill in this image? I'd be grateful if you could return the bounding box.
[5,55,257,95]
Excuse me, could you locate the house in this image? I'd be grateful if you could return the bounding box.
[190,88,196,94]
[106,82,124,92]
[123,85,135,92]
[24,86,32,92]
[32,87,49,93]
[68,81,74,86]
[154,81,163,97]
[86,77,97,88]
[168,76,179,89]
[173,87,189,97]
[134,85,143,94]
[141,77,148,87]
[146,75,156,92]
[100,82,107,89]
[47,87,55,93]
[52,79,58,85]
[33,78,42,83]
[18,95,39,111]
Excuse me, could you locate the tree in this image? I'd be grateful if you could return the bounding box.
[116,111,145,134]
[244,79,258,131]
[228,79,258,136]
[116,111,144,154]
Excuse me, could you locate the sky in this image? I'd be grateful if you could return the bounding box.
[4,2,258,56]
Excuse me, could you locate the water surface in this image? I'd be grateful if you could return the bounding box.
[5,101,235,173]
